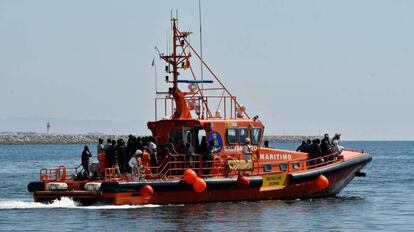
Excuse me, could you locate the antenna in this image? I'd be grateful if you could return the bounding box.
[198,0,204,117]
[152,56,157,93]
[169,10,172,57]
[176,9,178,26]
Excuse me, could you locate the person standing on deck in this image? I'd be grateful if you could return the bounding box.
[104,138,112,151]
[128,150,143,181]
[320,134,332,156]
[296,141,307,152]
[97,138,104,155]
[309,139,323,164]
[96,138,106,176]
[242,138,252,160]
[105,140,116,168]
[332,133,344,153]
[148,137,158,166]
[185,142,195,168]
[81,145,92,177]
[116,139,127,173]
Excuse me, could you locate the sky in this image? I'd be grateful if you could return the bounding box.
[1,0,413,140]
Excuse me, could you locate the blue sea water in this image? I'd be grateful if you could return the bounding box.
[0,141,413,231]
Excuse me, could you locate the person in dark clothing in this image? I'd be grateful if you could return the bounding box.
[201,140,215,174]
[136,137,144,152]
[320,134,332,156]
[165,141,180,175]
[104,138,112,150]
[167,142,178,155]
[112,140,118,164]
[199,137,209,170]
[200,136,208,156]
[116,139,127,173]
[263,140,269,148]
[184,142,194,168]
[105,140,116,167]
[308,139,322,166]
[206,140,215,160]
[296,141,307,152]
[81,145,92,176]
[301,139,312,153]
[125,136,134,173]
[127,136,136,158]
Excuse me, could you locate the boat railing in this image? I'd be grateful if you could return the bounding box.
[141,150,347,180]
[143,156,171,179]
[255,152,342,174]
[40,166,79,182]
[145,153,227,179]
[38,151,348,182]
[155,95,243,121]
[104,167,118,180]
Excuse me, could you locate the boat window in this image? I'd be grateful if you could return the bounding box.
[263,164,272,172]
[239,128,248,144]
[292,162,301,169]
[250,128,262,145]
[279,163,288,171]
[227,128,238,144]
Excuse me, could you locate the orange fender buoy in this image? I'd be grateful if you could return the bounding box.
[315,174,329,190]
[193,177,207,193]
[236,175,250,189]
[140,185,154,200]
[183,169,197,184]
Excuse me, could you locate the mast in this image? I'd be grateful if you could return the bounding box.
[198,0,204,117]
[199,0,204,94]
[157,17,250,120]
[172,19,178,90]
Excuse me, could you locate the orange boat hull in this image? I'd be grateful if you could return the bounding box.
[108,162,366,205]
[32,153,371,205]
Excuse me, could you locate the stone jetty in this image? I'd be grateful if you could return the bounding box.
[0,133,320,145]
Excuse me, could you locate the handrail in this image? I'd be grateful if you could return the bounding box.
[37,150,353,182]
[104,167,117,180]
[39,166,79,182]
[155,95,244,120]
[140,150,346,180]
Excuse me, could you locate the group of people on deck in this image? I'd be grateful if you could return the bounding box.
[296,133,344,165]
[80,136,159,179]
[80,134,218,179]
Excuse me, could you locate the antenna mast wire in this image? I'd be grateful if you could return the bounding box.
[198,0,204,117]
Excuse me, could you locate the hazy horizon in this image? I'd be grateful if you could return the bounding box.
[1,1,413,140]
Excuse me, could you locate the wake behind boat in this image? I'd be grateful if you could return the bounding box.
[27,18,372,205]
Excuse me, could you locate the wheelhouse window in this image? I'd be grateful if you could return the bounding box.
[227,128,238,144]
[239,128,248,144]
[250,128,262,145]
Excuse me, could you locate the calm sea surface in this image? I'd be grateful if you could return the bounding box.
[0,141,413,231]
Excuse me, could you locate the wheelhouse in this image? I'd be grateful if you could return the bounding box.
[148,118,265,157]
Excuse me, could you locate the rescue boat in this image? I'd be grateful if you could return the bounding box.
[27,18,372,205]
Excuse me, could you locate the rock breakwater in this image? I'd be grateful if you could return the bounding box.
[0,133,320,145]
